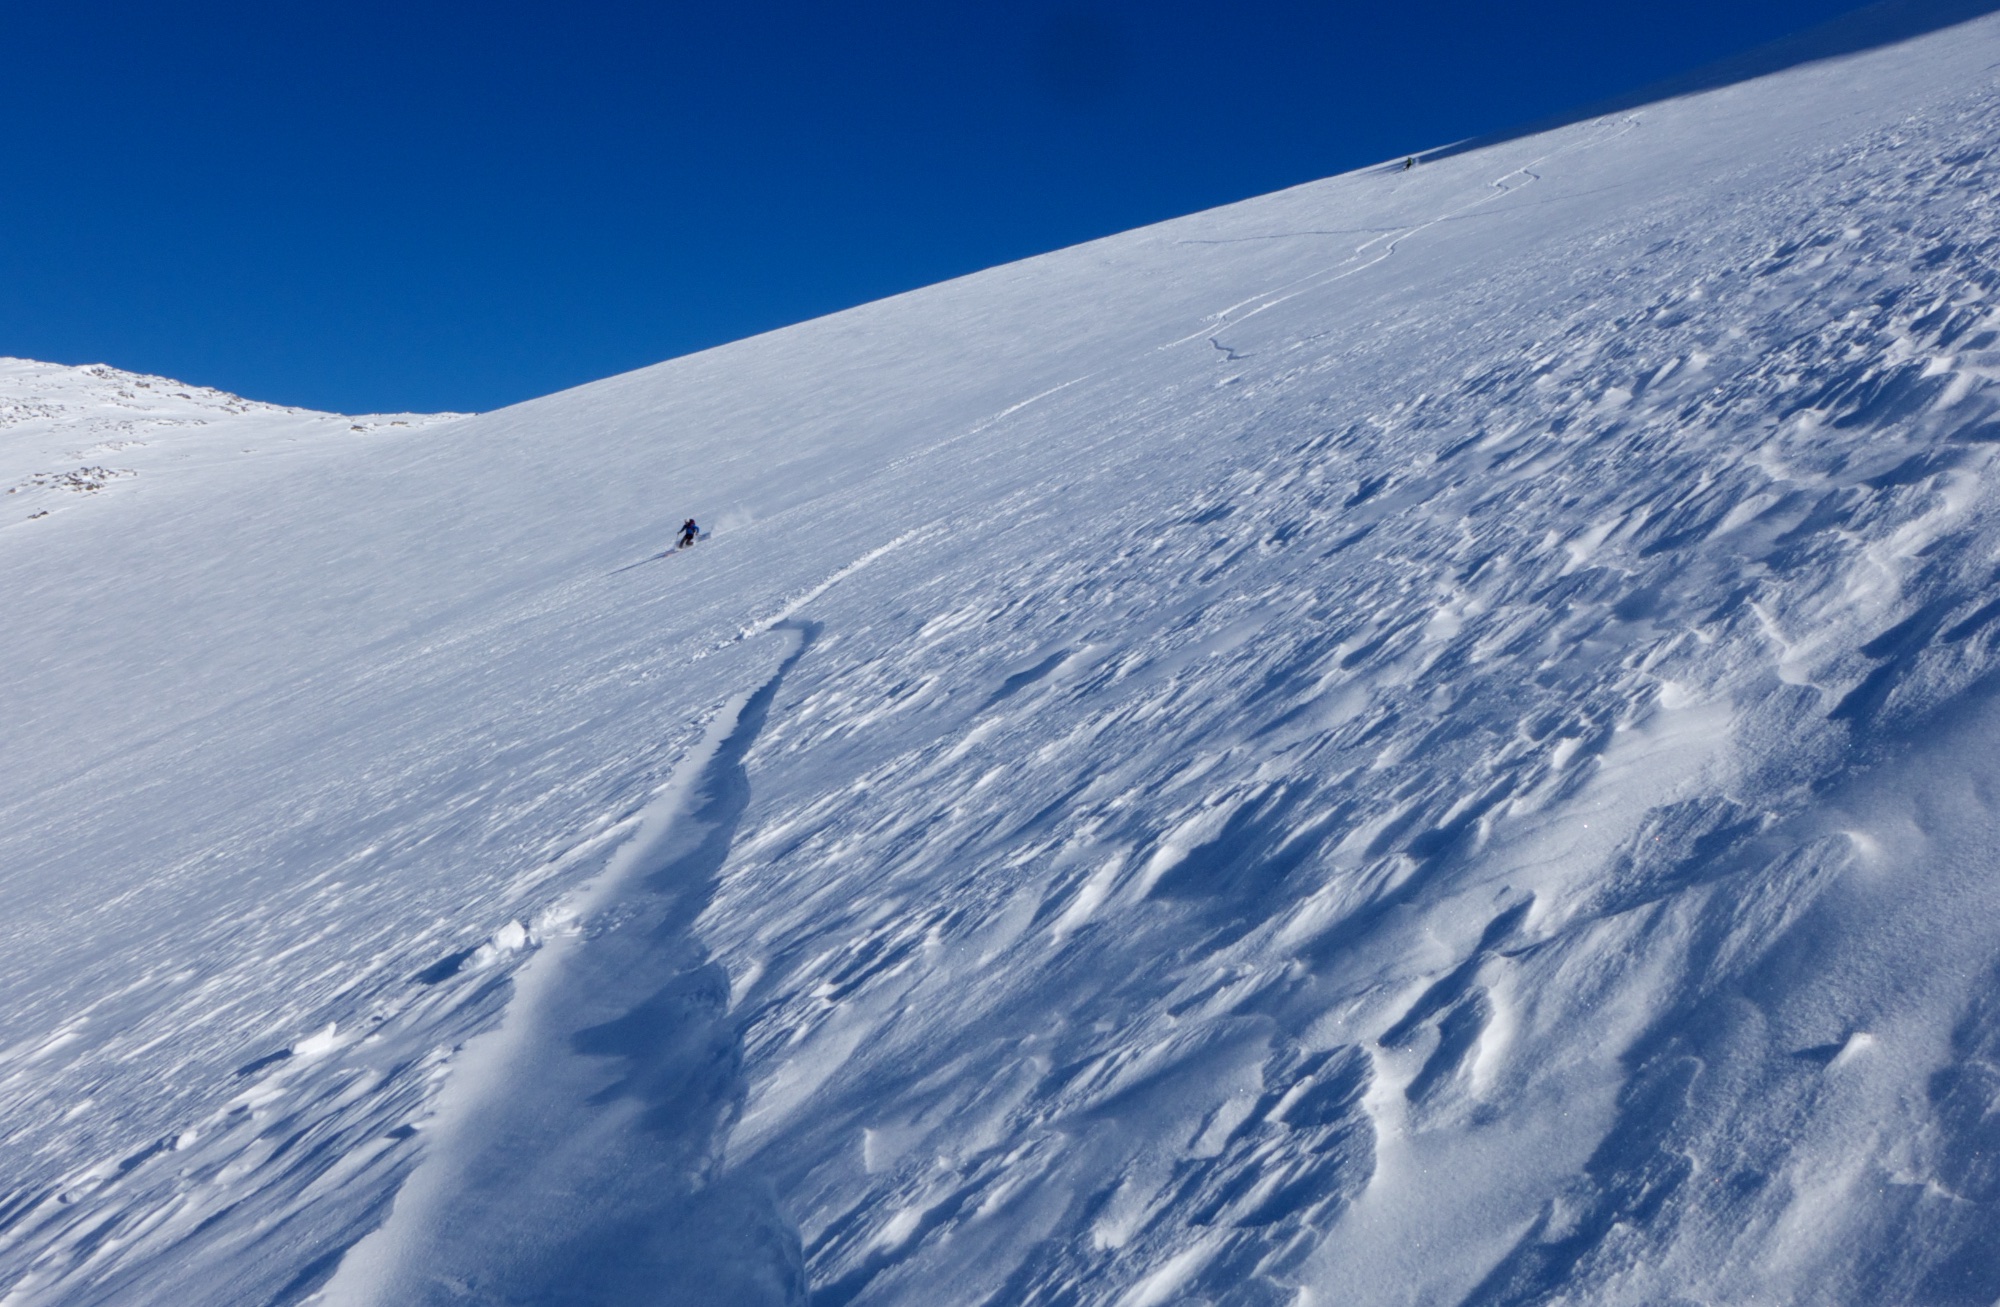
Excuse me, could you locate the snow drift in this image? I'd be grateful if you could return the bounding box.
[10,4,2000,1304]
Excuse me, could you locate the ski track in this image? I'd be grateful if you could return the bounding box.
[9,12,2000,1306]
[1182,115,1642,363]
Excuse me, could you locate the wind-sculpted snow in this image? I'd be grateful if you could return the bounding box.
[321,624,816,1306]
[11,7,2000,1305]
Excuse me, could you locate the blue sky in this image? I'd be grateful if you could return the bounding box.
[0,1,1897,414]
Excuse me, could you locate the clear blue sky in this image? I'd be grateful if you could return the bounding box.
[0,0,1896,414]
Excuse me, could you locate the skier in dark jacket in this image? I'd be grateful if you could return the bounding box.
[677,518,700,549]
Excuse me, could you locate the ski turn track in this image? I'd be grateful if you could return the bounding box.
[1170,115,1643,360]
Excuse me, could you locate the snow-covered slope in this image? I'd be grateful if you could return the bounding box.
[12,8,2000,1305]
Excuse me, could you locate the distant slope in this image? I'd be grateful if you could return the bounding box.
[1428,0,2000,160]
[9,10,2000,1307]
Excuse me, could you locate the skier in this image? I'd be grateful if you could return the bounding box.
[1403,156,1415,171]
[677,518,700,549]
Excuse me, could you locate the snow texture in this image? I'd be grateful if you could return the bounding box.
[12,6,2000,1304]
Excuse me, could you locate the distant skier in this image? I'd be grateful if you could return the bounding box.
[677,518,700,549]
[1403,156,1416,171]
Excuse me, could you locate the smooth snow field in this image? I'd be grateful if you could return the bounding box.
[13,7,2000,1305]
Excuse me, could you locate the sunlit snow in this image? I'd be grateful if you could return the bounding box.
[10,7,2000,1305]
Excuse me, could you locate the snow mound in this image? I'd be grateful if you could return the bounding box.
[0,357,464,525]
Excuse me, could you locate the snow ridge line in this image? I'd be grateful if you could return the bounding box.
[320,624,814,1306]
[735,525,934,640]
